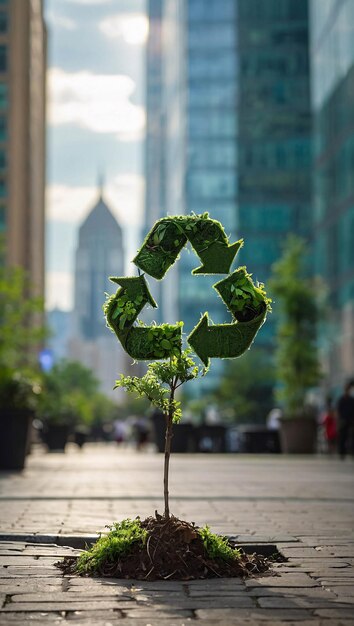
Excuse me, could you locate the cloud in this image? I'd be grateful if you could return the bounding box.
[46,12,77,30]
[64,0,112,5]
[48,68,145,141]
[46,272,73,311]
[46,175,144,227]
[99,13,149,45]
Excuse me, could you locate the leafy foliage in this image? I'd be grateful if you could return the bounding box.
[0,368,42,412]
[209,348,275,423]
[198,526,240,562]
[111,290,140,330]
[0,258,47,412]
[216,267,272,323]
[269,236,321,417]
[0,263,47,371]
[115,349,202,423]
[76,518,148,574]
[38,360,107,426]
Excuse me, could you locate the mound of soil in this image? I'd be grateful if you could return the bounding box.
[57,514,270,581]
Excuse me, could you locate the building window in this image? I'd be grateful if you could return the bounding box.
[0,83,7,108]
[0,12,7,33]
[0,115,6,140]
[0,149,5,172]
[0,178,6,197]
[0,46,6,73]
[0,205,4,232]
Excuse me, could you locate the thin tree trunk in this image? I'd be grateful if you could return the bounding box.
[163,388,174,519]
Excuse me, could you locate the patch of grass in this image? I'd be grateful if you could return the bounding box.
[76,518,148,574]
[198,526,241,562]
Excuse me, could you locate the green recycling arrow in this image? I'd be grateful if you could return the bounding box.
[133,213,243,280]
[187,268,270,367]
[104,275,182,360]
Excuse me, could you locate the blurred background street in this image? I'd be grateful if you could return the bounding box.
[1,444,353,537]
[1,0,354,496]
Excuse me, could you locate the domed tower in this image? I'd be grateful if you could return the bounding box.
[74,185,124,340]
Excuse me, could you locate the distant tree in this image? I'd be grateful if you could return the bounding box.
[38,360,101,426]
[269,236,321,417]
[209,348,275,424]
[0,264,46,372]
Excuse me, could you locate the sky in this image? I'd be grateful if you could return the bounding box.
[44,0,147,311]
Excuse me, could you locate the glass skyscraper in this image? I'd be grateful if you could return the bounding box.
[310,0,354,389]
[180,0,239,365]
[145,0,313,389]
[145,0,238,390]
[237,0,312,345]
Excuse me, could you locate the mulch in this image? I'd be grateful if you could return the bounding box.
[56,514,271,581]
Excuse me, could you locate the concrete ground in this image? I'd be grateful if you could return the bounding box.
[0,443,353,625]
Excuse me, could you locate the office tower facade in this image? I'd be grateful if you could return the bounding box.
[181,0,238,339]
[310,0,354,389]
[0,0,46,297]
[145,0,312,390]
[69,189,128,399]
[237,0,312,345]
[145,0,238,390]
[144,0,165,324]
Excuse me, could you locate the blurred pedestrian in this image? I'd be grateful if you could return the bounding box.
[267,407,282,431]
[336,380,354,459]
[113,420,126,445]
[133,417,149,451]
[322,397,337,455]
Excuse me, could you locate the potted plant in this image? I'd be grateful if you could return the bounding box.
[58,213,273,580]
[0,368,41,470]
[270,236,322,453]
[0,261,46,469]
[38,360,101,451]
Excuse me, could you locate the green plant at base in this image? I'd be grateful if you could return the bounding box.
[76,519,147,574]
[269,236,321,418]
[198,526,240,562]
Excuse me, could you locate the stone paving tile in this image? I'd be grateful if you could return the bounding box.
[315,608,354,618]
[195,607,313,620]
[1,601,126,612]
[0,447,353,624]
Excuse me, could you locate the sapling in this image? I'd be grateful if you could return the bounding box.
[115,349,202,519]
[58,214,272,580]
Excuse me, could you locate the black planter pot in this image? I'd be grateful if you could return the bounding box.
[0,408,33,470]
[43,424,70,452]
[279,417,317,454]
[74,430,87,449]
[195,425,227,453]
[151,412,196,453]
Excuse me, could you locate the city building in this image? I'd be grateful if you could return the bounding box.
[47,308,72,363]
[144,0,164,325]
[310,0,354,390]
[237,0,312,345]
[68,186,129,399]
[145,0,312,391]
[145,0,238,391]
[0,0,46,298]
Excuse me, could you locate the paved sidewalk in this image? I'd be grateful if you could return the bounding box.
[0,444,353,625]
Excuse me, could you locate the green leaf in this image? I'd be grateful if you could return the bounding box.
[119,314,127,329]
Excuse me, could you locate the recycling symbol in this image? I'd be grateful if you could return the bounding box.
[104,214,270,367]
